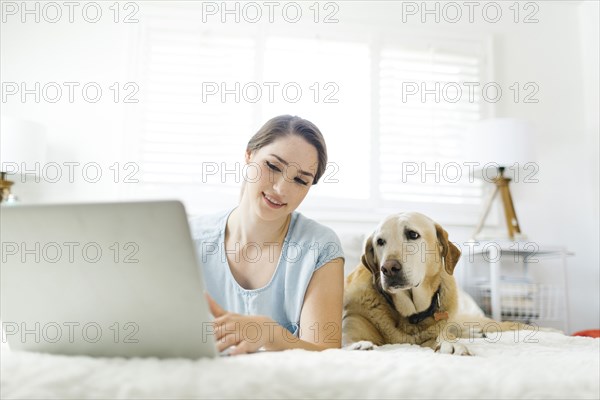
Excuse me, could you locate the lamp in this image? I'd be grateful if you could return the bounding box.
[0,116,47,203]
[465,118,535,240]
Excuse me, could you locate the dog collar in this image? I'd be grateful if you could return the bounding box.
[408,286,447,324]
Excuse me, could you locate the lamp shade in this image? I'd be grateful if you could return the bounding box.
[464,118,535,179]
[0,116,47,176]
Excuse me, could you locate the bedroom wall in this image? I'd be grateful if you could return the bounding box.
[314,1,600,333]
[1,1,598,333]
[572,0,600,333]
[499,0,599,334]
[0,14,134,203]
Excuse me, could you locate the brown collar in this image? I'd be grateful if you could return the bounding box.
[377,284,449,324]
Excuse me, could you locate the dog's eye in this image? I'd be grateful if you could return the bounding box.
[407,230,420,240]
[376,238,386,247]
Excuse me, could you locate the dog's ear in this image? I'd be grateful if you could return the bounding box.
[361,233,379,276]
[435,224,461,275]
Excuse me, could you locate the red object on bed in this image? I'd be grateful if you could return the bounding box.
[572,329,600,338]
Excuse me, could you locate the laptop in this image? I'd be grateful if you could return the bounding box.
[0,200,218,359]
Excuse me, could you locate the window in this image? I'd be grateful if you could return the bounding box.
[378,47,484,205]
[126,4,489,220]
[261,36,371,201]
[136,29,256,201]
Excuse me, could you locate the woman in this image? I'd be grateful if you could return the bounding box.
[191,115,345,355]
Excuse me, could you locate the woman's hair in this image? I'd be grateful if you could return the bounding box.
[246,115,328,185]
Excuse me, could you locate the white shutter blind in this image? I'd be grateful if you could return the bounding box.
[138,27,256,200]
[379,48,484,205]
[261,37,371,202]
[128,6,489,216]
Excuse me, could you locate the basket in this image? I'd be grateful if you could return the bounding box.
[471,280,564,324]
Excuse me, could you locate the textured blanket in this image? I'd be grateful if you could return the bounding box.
[1,331,598,399]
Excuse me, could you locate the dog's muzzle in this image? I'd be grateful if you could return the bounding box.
[381,259,401,277]
[380,259,411,290]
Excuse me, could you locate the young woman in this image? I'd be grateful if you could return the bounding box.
[190,115,345,355]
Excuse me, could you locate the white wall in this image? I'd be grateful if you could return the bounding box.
[322,1,600,333]
[1,1,598,332]
[497,1,599,333]
[575,0,600,332]
[0,13,136,202]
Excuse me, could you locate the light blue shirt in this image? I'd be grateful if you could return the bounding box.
[190,208,344,336]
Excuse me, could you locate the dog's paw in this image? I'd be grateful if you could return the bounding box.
[345,340,378,351]
[469,326,486,339]
[435,341,472,356]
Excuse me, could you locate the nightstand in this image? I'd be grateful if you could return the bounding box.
[461,241,574,332]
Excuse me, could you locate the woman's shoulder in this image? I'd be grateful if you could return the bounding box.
[291,212,342,245]
[188,208,230,240]
[291,211,345,267]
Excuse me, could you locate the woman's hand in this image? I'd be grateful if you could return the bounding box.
[205,256,344,354]
[206,293,276,355]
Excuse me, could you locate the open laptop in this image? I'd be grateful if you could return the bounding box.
[1,200,218,359]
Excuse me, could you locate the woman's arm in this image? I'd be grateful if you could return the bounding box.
[260,257,345,352]
[208,257,345,354]
[295,257,345,349]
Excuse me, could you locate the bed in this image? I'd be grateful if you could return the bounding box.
[1,330,598,399]
[2,230,598,399]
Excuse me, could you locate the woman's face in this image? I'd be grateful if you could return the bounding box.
[244,135,319,221]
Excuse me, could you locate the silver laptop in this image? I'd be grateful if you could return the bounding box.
[1,200,218,359]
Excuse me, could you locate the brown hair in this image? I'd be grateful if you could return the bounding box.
[246,115,328,185]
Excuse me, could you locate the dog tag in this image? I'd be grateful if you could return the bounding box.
[434,311,449,321]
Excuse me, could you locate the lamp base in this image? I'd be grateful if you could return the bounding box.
[473,168,523,240]
[0,172,14,203]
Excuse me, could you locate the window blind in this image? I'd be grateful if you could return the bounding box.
[130,7,487,216]
[139,28,256,199]
[379,48,483,205]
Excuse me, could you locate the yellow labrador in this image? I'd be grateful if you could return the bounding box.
[342,212,527,355]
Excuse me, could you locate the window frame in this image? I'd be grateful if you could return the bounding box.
[122,8,496,226]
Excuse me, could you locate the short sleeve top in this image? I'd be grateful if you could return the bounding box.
[189,208,344,336]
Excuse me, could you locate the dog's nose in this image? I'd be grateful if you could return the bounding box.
[381,260,401,277]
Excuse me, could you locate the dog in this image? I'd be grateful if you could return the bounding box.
[342,212,530,355]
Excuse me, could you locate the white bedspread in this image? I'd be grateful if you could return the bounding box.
[2,331,598,399]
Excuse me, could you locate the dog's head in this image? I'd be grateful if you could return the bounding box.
[361,212,461,293]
